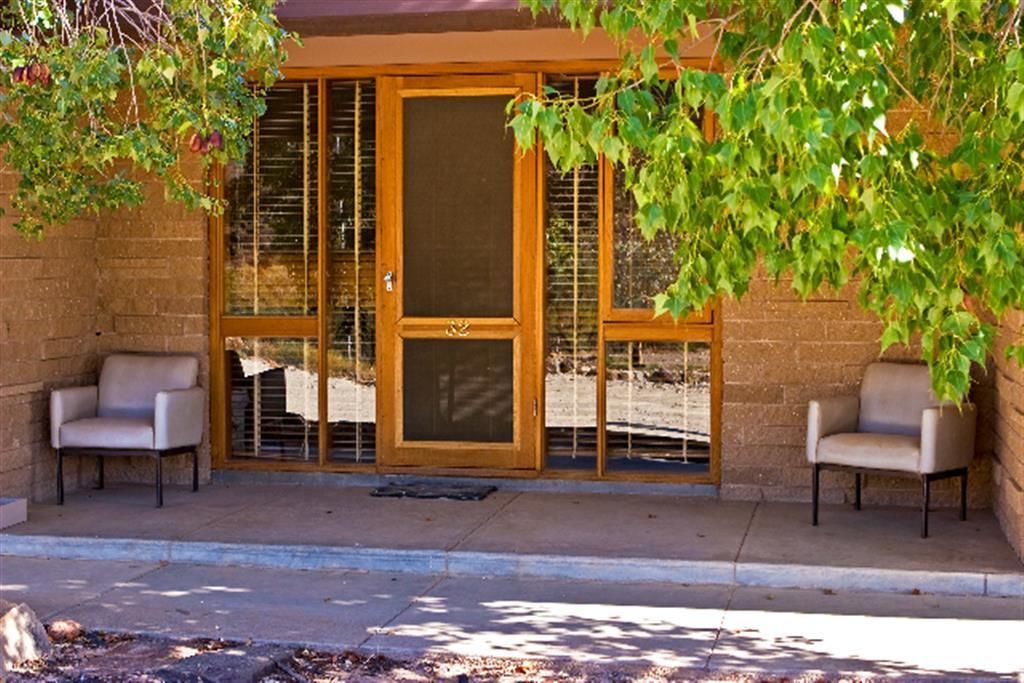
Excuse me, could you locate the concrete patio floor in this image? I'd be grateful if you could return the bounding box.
[1,478,1021,598]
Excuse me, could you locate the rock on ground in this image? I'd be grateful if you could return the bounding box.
[0,600,52,673]
[46,619,82,643]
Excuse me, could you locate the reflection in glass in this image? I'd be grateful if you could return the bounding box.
[328,80,377,463]
[612,106,705,312]
[612,172,679,312]
[227,337,319,461]
[403,339,514,443]
[402,96,514,318]
[544,76,599,471]
[225,83,319,315]
[605,341,710,473]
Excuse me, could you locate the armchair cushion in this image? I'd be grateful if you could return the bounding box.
[50,385,98,449]
[817,432,920,472]
[154,387,205,450]
[60,417,154,450]
[98,354,199,419]
[858,362,946,436]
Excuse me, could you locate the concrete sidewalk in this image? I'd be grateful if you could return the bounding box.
[1,555,1022,678]
[1,479,1022,597]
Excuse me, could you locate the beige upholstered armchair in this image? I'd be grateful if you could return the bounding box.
[806,362,976,537]
[51,354,204,507]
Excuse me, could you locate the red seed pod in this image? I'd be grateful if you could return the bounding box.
[12,66,24,83]
[28,62,41,83]
[209,130,223,150]
[200,137,211,154]
[189,133,202,153]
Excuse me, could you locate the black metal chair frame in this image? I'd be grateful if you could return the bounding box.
[812,462,968,538]
[57,446,198,508]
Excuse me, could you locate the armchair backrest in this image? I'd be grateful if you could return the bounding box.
[858,362,946,436]
[98,354,199,418]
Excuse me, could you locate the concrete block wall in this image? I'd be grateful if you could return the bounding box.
[1,165,209,502]
[992,310,1024,560]
[719,272,994,508]
[1,170,101,501]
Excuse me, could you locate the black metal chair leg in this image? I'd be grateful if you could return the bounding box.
[960,470,968,521]
[921,475,930,539]
[57,448,64,505]
[854,472,862,510]
[155,453,163,508]
[192,449,198,492]
[97,456,104,490]
[812,463,820,526]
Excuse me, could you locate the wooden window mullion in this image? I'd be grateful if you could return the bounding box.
[317,77,330,467]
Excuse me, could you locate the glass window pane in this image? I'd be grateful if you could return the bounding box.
[544,77,599,471]
[612,172,678,311]
[225,83,319,315]
[328,80,377,463]
[605,341,710,473]
[403,339,514,443]
[611,106,703,312]
[402,96,514,318]
[227,337,319,461]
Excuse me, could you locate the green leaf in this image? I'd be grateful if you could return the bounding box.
[1007,82,1024,118]
[639,44,658,83]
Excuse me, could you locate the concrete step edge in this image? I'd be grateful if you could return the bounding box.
[2,532,1020,599]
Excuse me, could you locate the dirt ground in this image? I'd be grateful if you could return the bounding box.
[6,630,833,682]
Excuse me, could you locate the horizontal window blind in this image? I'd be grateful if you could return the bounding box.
[327,79,377,463]
[544,76,600,470]
[225,83,319,316]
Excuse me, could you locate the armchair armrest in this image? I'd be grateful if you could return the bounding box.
[154,387,205,450]
[807,395,860,463]
[920,404,977,474]
[51,385,98,449]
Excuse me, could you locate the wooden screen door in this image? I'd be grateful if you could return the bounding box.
[377,74,539,469]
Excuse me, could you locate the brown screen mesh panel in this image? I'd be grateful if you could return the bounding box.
[227,337,319,461]
[402,96,514,318]
[403,339,514,443]
[605,341,710,473]
[544,76,600,471]
[225,83,319,315]
[327,80,377,463]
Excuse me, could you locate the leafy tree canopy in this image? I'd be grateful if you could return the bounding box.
[513,0,1024,400]
[0,0,289,236]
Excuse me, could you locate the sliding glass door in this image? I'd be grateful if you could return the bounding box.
[211,69,719,482]
[216,78,378,466]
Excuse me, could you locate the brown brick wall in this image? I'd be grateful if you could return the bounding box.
[992,310,1024,560]
[1,170,100,501]
[1,164,209,501]
[719,271,995,508]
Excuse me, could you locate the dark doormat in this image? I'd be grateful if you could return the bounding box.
[370,482,497,501]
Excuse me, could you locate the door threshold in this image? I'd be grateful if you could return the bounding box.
[212,468,719,498]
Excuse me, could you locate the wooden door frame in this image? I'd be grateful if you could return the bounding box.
[376,73,541,470]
